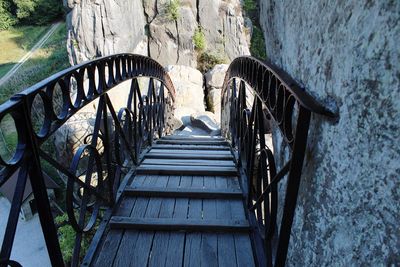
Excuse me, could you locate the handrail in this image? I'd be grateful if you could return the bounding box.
[221,56,337,266]
[0,54,175,267]
[222,56,336,118]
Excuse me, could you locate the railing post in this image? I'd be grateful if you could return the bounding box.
[20,96,64,266]
[275,107,311,266]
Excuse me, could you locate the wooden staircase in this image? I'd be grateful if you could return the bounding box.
[90,135,256,267]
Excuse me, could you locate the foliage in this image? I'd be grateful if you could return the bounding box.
[193,27,206,51]
[0,0,63,27]
[13,0,64,25]
[197,51,227,73]
[243,0,257,13]
[241,0,266,59]
[250,26,266,60]
[0,0,16,30]
[166,0,180,21]
[55,214,91,264]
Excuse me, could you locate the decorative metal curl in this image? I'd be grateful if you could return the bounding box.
[66,144,104,233]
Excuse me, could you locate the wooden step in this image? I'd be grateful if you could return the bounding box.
[161,136,224,141]
[136,165,237,176]
[152,144,230,150]
[145,152,233,160]
[156,139,229,146]
[124,187,242,199]
[109,217,250,232]
[141,158,236,167]
[149,149,232,155]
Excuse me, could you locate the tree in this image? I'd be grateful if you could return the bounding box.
[0,0,16,30]
[13,0,63,25]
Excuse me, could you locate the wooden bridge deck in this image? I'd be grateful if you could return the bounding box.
[89,136,256,267]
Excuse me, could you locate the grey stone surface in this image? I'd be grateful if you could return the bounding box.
[67,0,250,68]
[260,0,400,265]
[190,111,220,133]
[165,65,205,126]
[198,0,250,60]
[205,64,228,121]
[0,198,51,267]
[66,0,148,64]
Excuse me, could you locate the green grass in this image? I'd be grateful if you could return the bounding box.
[0,25,50,77]
[0,22,69,103]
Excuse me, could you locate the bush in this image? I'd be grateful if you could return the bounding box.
[55,214,92,264]
[193,27,206,51]
[166,0,180,21]
[250,26,266,60]
[197,51,227,73]
[0,0,16,30]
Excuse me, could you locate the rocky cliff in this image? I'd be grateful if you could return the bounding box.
[66,0,250,67]
[260,0,399,265]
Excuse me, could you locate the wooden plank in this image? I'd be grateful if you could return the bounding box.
[184,176,203,267]
[152,144,230,150]
[112,176,157,266]
[227,178,256,267]
[137,165,237,176]
[109,217,250,232]
[156,139,229,145]
[145,152,233,160]
[160,136,224,141]
[149,149,232,155]
[164,175,192,266]
[93,175,146,267]
[126,175,169,267]
[148,175,179,267]
[216,176,238,267]
[142,158,236,167]
[201,176,218,267]
[124,186,242,199]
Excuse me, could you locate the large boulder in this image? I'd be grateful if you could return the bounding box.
[205,64,229,122]
[165,65,205,127]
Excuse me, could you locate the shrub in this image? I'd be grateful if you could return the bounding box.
[55,214,92,264]
[193,27,206,51]
[0,0,16,30]
[197,51,227,73]
[166,0,180,21]
[250,26,266,60]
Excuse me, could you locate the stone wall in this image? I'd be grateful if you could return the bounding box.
[260,1,399,265]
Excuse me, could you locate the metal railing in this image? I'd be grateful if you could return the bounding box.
[221,56,336,266]
[0,54,175,267]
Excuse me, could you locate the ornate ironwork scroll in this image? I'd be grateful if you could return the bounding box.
[222,56,336,266]
[0,54,175,267]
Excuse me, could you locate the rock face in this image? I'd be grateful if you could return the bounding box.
[205,64,229,122]
[66,0,148,64]
[260,0,400,265]
[66,0,250,67]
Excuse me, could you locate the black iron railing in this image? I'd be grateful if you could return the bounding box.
[221,56,336,266]
[0,54,175,267]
